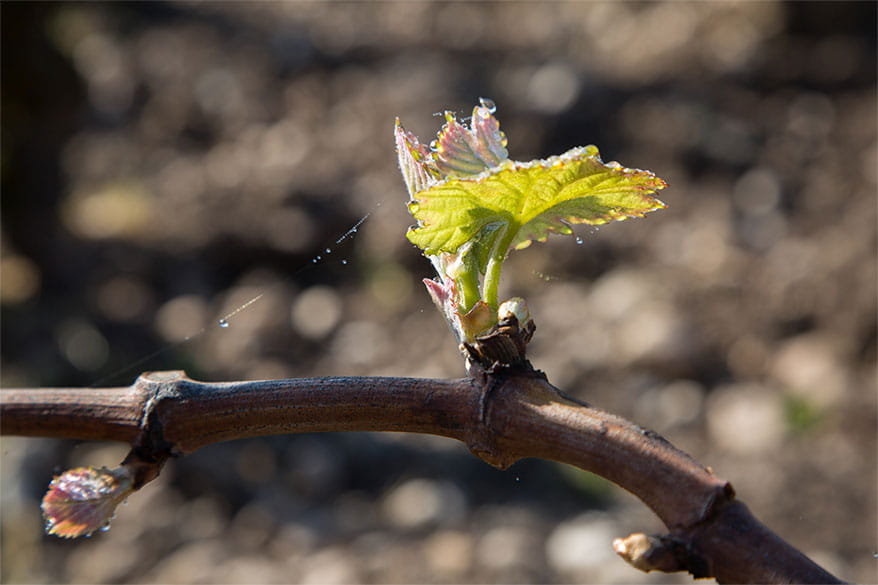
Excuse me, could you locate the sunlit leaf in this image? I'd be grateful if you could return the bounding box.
[395,119,439,198]
[42,466,134,538]
[396,99,668,349]
[431,99,508,177]
[395,99,508,201]
[407,145,667,256]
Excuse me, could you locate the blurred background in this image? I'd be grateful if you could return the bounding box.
[1,2,875,583]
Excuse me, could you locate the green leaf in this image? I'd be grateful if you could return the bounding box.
[397,99,668,344]
[407,145,667,256]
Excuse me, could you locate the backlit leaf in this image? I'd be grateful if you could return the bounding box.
[432,99,508,177]
[396,99,668,345]
[42,466,134,538]
[407,145,667,256]
[395,119,439,198]
[395,99,508,199]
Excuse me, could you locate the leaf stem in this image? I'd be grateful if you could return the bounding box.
[483,255,503,310]
[482,225,517,309]
[457,252,482,314]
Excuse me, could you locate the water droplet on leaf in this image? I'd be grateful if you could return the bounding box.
[325,248,331,254]
[479,97,497,113]
[218,319,229,328]
[341,259,348,265]
[575,236,584,245]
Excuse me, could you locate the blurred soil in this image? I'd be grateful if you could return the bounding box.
[1,2,875,584]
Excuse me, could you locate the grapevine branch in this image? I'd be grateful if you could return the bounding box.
[1,365,842,584]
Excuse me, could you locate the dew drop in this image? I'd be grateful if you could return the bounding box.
[575,236,584,245]
[340,259,348,265]
[479,97,497,114]
[312,259,317,264]
[316,255,322,261]
[325,248,331,254]
[218,319,229,328]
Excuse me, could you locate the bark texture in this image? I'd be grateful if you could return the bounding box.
[1,368,843,583]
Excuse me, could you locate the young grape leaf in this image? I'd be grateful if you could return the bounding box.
[407,144,668,256]
[395,119,439,198]
[396,99,668,347]
[431,99,509,177]
[42,466,134,538]
[395,99,508,200]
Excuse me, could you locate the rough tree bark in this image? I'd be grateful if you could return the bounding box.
[1,364,843,584]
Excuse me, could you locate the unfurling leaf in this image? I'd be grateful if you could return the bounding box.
[431,99,508,177]
[406,144,667,256]
[395,99,509,201]
[395,99,667,350]
[42,466,135,538]
[395,119,439,198]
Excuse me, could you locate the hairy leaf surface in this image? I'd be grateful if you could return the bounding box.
[42,466,134,538]
[407,145,668,255]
